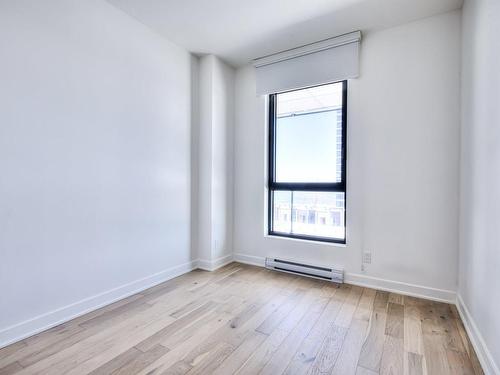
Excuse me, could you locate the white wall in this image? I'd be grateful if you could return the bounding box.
[459,0,500,372]
[197,56,214,263]
[212,57,235,262]
[197,55,235,269]
[190,56,200,268]
[233,11,461,301]
[0,0,196,346]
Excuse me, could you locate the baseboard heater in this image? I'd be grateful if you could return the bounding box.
[265,257,344,283]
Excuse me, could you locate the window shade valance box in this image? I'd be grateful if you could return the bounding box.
[253,31,361,95]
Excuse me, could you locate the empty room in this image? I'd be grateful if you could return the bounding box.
[1,0,499,374]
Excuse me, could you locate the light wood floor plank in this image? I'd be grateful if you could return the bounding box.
[331,318,370,374]
[255,288,307,335]
[236,288,323,374]
[135,310,233,374]
[404,297,425,355]
[137,277,289,374]
[135,301,217,352]
[259,296,329,375]
[358,290,390,372]
[385,302,404,339]
[0,324,85,369]
[356,365,379,375]
[405,351,424,375]
[0,263,483,375]
[86,346,143,375]
[388,293,404,305]
[454,317,484,375]
[0,362,24,375]
[212,331,267,375]
[284,285,347,375]
[307,324,348,375]
[335,285,363,328]
[380,335,404,375]
[354,287,377,322]
[421,316,451,375]
[186,342,234,375]
[446,349,476,375]
[0,342,26,360]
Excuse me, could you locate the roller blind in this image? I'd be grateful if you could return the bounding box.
[253,31,361,95]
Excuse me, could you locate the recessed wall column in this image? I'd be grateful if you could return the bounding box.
[197,55,235,270]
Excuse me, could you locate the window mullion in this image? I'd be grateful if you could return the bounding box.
[270,182,345,192]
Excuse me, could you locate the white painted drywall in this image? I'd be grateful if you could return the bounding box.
[0,0,195,344]
[197,56,214,263]
[190,57,201,266]
[211,57,235,262]
[197,55,235,268]
[459,0,500,371]
[233,11,461,296]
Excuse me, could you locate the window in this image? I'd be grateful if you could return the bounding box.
[268,81,347,243]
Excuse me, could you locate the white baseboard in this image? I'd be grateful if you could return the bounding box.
[0,259,198,349]
[456,294,499,375]
[197,253,234,271]
[233,253,455,303]
[233,253,266,267]
[346,273,456,303]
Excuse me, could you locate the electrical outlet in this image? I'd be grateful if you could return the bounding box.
[362,251,372,264]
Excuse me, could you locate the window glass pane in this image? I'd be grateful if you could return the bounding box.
[271,191,345,241]
[275,82,343,183]
[272,191,291,233]
[291,191,345,240]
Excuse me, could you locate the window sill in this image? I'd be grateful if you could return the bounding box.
[264,233,347,248]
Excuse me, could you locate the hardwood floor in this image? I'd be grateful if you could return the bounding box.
[0,263,483,375]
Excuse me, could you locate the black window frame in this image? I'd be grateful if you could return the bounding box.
[267,80,347,244]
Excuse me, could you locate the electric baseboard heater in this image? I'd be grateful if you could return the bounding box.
[265,257,344,283]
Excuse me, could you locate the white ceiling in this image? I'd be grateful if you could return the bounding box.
[107,0,463,67]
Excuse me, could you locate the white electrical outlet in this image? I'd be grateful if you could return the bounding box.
[362,251,372,264]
